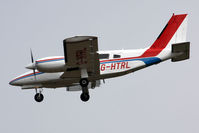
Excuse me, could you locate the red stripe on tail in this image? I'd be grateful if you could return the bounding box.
[140,14,187,57]
[100,14,187,63]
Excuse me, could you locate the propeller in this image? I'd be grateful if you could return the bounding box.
[30,49,37,81]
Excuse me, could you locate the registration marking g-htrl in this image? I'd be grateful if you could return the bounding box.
[101,62,130,71]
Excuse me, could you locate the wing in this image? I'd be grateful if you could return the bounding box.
[61,36,100,81]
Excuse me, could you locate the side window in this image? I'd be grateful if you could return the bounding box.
[99,54,109,59]
[113,54,121,58]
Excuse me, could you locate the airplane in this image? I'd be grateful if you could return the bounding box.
[9,14,190,102]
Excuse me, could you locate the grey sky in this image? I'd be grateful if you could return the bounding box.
[1,0,199,133]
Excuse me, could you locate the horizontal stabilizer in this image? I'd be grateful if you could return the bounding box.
[171,42,190,62]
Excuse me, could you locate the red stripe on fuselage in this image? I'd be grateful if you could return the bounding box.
[11,71,41,82]
[37,57,64,62]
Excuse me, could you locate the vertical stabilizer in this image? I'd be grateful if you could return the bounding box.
[141,14,188,57]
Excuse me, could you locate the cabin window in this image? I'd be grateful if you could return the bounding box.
[99,54,109,59]
[113,54,121,58]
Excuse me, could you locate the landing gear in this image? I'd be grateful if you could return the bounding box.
[34,88,44,102]
[79,78,89,87]
[80,92,90,102]
[79,78,90,102]
[34,93,44,102]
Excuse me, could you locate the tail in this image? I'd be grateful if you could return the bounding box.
[141,14,190,61]
[141,14,189,59]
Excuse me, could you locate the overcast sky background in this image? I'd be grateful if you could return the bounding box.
[1,0,199,133]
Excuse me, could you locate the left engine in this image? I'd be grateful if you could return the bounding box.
[26,56,66,72]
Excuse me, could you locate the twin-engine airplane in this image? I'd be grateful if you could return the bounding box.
[9,14,190,102]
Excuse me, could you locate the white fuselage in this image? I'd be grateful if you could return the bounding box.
[9,48,172,89]
[9,14,188,90]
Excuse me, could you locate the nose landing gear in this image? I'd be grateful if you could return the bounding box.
[34,93,44,102]
[34,88,44,102]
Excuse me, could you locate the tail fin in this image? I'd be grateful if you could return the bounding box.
[141,14,188,57]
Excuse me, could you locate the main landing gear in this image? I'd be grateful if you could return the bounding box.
[79,78,90,102]
[33,78,90,102]
[34,88,44,102]
[80,92,90,102]
[79,78,89,87]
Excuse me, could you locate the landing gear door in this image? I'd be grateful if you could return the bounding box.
[62,36,100,79]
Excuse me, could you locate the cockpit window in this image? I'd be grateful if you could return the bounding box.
[99,54,109,59]
[113,54,121,58]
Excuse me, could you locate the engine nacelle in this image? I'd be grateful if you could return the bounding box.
[26,56,66,72]
[36,56,65,72]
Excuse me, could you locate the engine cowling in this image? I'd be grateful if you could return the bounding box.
[26,56,66,72]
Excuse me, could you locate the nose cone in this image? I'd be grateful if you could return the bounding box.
[9,77,22,86]
[26,63,36,69]
[9,80,17,86]
[9,79,23,86]
[10,71,34,87]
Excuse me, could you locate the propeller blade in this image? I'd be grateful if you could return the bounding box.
[30,49,34,63]
[33,68,37,81]
[30,48,36,80]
